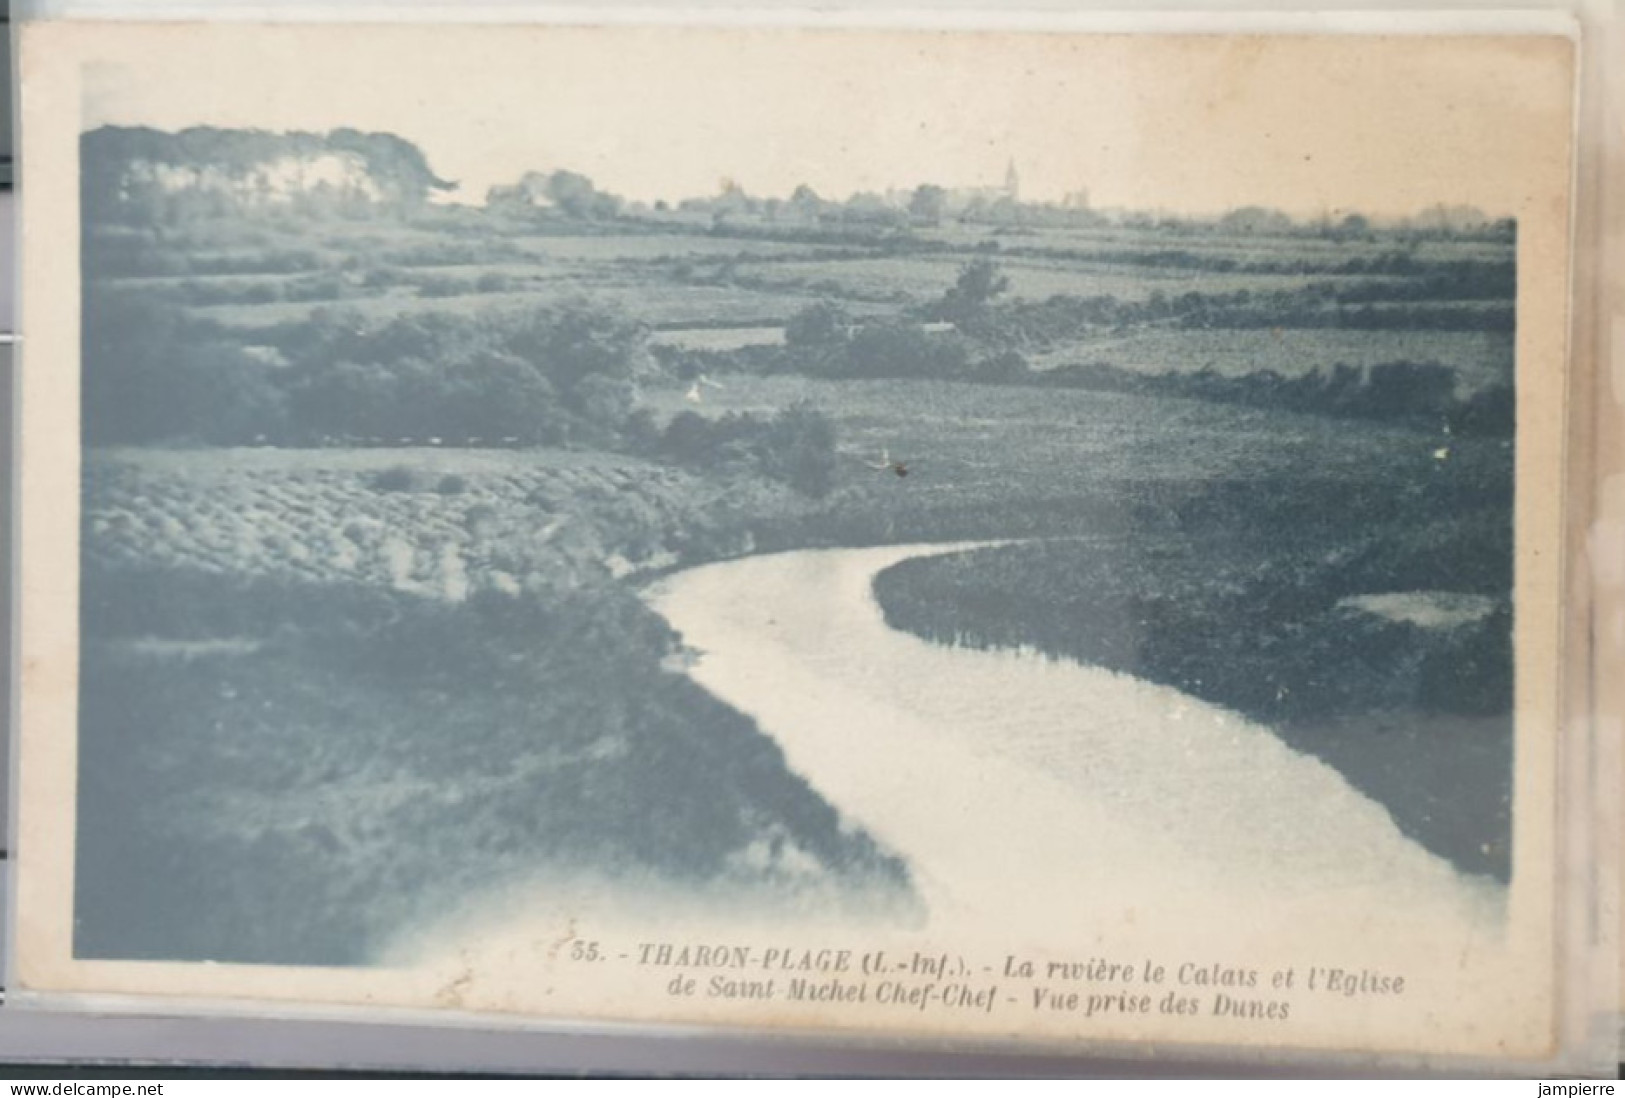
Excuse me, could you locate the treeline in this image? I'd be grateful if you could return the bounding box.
[655,183,1512,242]
[955,282,1513,341]
[991,244,1515,286]
[487,169,626,220]
[83,125,456,226]
[871,484,1514,724]
[657,403,839,498]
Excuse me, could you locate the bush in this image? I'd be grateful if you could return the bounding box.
[370,465,421,492]
[937,258,1009,325]
[759,402,839,499]
[785,300,851,349]
[660,403,839,497]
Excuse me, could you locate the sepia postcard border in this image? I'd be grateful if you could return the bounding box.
[7,15,1586,1068]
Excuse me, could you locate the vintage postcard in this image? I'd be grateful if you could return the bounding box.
[12,17,1579,1064]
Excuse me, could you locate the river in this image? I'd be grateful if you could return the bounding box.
[647,542,1505,945]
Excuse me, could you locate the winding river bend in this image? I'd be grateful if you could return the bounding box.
[648,542,1505,946]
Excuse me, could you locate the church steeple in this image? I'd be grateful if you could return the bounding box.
[1004,158,1020,202]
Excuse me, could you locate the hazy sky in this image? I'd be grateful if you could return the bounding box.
[68,22,1574,217]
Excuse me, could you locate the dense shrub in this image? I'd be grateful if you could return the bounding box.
[1037,358,1511,434]
[833,320,971,380]
[82,291,289,445]
[82,287,651,448]
[369,465,420,492]
[784,300,852,349]
[935,258,1009,327]
[659,402,839,497]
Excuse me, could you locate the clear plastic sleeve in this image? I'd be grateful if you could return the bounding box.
[4,0,1618,1076]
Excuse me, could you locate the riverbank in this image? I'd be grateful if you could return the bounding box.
[76,446,916,965]
[649,543,1502,942]
[870,476,1513,882]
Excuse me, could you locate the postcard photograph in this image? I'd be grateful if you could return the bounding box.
[12,19,1578,1062]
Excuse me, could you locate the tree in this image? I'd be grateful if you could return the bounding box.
[761,402,839,498]
[1336,213,1372,240]
[788,184,824,220]
[441,351,565,443]
[507,303,646,391]
[544,171,621,219]
[841,192,906,228]
[327,128,457,204]
[80,125,457,223]
[847,320,970,379]
[570,374,637,442]
[939,258,1010,324]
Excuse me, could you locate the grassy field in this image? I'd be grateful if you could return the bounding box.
[1022,328,1515,394]
[96,211,1515,379]
[187,280,850,330]
[731,254,1369,304]
[871,506,1513,881]
[640,374,1493,509]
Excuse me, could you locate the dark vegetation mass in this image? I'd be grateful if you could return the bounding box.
[76,123,1519,962]
[76,570,913,964]
[873,474,1514,881]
